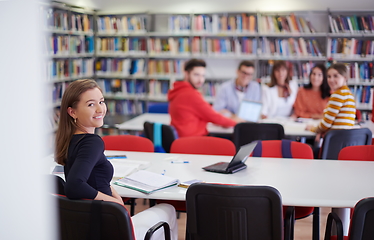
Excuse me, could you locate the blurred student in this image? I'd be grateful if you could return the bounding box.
[168,59,242,137]
[306,63,356,133]
[292,64,331,119]
[261,60,298,118]
[213,60,261,117]
[55,79,178,240]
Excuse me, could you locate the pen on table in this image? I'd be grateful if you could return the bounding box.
[171,160,189,163]
[106,155,127,159]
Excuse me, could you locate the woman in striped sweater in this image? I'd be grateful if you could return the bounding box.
[306,63,356,133]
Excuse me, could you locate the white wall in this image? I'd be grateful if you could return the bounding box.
[0,0,56,239]
[55,0,101,10]
[94,0,374,14]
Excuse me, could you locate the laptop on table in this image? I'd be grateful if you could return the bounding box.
[202,141,258,174]
[237,100,262,122]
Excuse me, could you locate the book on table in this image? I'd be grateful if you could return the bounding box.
[114,170,179,194]
[108,158,151,179]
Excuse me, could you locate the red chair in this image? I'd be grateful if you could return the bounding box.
[102,135,154,215]
[338,145,374,161]
[170,136,236,156]
[102,135,154,152]
[155,136,236,214]
[252,140,318,240]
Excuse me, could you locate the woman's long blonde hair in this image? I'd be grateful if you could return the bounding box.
[55,79,101,165]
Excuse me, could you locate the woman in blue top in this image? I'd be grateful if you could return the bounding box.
[55,79,124,204]
[55,79,179,240]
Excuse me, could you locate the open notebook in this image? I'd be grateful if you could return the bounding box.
[114,170,179,194]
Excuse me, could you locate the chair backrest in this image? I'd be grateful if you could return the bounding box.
[57,195,135,240]
[143,121,177,153]
[186,183,283,240]
[252,140,314,159]
[349,198,374,240]
[233,122,285,150]
[147,102,169,113]
[338,145,374,161]
[101,135,154,152]
[53,175,66,195]
[320,128,372,160]
[170,136,236,156]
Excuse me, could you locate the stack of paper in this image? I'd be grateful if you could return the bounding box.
[109,159,151,178]
[114,170,179,194]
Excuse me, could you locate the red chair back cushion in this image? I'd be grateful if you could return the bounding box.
[102,135,154,152]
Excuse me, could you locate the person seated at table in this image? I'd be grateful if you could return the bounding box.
[168,59,242,137]
[306,63,356,134]
[55,79,178,240]
[261,60,298,119]
[213,60,261,117]
[292,64,331,119]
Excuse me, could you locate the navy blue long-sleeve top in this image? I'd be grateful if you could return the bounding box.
[64,134,113,199]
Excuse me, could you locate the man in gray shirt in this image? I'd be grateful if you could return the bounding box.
[213,60,261,117]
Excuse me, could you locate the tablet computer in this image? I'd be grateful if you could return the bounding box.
[237,100,262,122]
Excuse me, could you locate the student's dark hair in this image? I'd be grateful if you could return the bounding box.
[268,60,291,87]
[238,60,255,70]
[327,63,349,79]
[184,59,206,72]
[304,64,331,99]
[55,79,102,165]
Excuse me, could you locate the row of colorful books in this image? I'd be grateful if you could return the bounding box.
[259,37,323,57]
[97,79,147,96]
[97,16,147,33]
[47,35,94,55]
[350,86,373,104]
[148,38,190,55]
[327,38,374,58]
[96,37,147,54]
[95,58,145,76]
[148,79,170,96]
[345,62,374,81]
[202,82,222,97]
[106,100,145,115]
[48,59,94,81]
[148,59,186,76]
[44,8,93,32]
[258,14,316,33]
[329,15,374,33]
[168,15,191,32]
[191,37,258,55]
[193,14,257,33]
[52,82,69,102]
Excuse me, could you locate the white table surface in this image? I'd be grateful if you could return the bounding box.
[105,150,374,209]
[115,113,317,137]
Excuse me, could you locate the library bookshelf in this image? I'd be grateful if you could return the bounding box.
[44,3,374,127]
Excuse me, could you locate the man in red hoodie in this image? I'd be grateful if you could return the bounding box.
[168,59,240,137]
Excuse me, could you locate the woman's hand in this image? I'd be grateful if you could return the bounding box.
[305,125,317,132]
[95,191,124,206]
[111,186,124,205]
[231,114,246,123]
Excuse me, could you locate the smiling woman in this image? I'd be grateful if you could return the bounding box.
[54,79,179,239]
[54,79,124,205]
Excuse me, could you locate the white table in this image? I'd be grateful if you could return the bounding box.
[107,151,374,209]
[115,113,317,137]
[51,150,374,237]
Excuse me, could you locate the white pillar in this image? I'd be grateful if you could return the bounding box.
[0,0,56,239]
